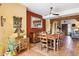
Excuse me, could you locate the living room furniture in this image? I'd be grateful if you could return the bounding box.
[15,36,27,54]
[71,31,79,38]
[40,32,49,52]
[39,32,64,51]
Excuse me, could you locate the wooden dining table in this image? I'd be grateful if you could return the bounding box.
[38,34,61,51]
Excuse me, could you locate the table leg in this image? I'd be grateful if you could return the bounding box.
[57,39,59,51]
[53,39,56,51]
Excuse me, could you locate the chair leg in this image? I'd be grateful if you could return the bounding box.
[46,46,49,52]
[40,42,42,50]
[41,45,42,50]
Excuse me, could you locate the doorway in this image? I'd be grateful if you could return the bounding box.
[62,24,68,35]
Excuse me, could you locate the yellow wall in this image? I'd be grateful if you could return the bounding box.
[46,20,50,33]
[46,20,58,34]
[52,21,58,34]
[0,3,27,55]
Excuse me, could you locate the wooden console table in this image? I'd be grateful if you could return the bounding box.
[15,36,27,54]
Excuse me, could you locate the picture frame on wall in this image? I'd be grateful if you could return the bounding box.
[13,16,22,28]
[0,16,6,27]
[31,16,42,28]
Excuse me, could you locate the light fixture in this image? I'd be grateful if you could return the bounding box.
[43,7,59,19]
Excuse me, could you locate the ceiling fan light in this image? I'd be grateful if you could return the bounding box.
[43,14,56,19]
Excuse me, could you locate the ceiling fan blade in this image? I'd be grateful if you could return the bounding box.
[53,14,59,15]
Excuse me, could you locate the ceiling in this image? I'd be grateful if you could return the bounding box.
[22,3,79,16]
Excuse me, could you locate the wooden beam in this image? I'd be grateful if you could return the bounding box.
[50,15,79,23]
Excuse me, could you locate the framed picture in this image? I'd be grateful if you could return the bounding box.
[13,16,22,28]
[0,16,6,27]
[31,16,42,28]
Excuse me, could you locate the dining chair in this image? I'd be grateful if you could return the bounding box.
[47,34,56,51]
[59,33,65,47]
[40,32,49,52]
[56,32,65,50]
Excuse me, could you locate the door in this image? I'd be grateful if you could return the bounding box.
[62,24,68,35]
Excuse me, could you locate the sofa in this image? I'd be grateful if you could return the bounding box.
[71,31,79,39]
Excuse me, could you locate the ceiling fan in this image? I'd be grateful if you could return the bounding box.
[43,7,59,19]
[50,7,59,15]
